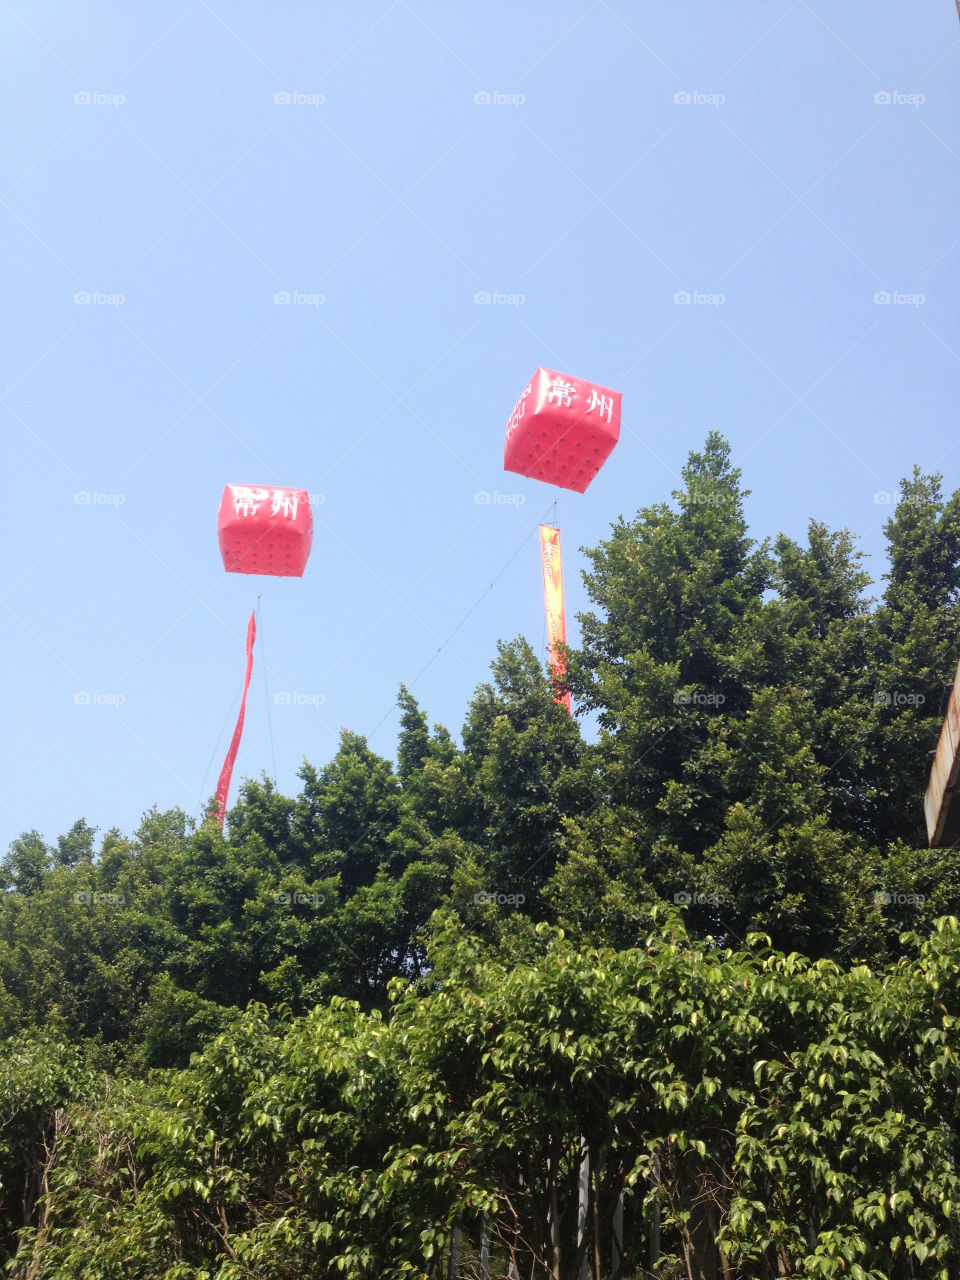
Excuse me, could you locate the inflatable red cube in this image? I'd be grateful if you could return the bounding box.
[504,368,621,493]
[217,485,313,577]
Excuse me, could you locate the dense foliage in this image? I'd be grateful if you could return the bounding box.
[2,434,958,1277]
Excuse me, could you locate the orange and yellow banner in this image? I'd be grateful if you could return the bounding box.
[213,610,256,828]
[539,525,571,712]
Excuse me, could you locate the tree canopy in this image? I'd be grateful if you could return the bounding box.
[2,434,958,1278]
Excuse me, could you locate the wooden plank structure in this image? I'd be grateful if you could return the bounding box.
[924,659,960,846]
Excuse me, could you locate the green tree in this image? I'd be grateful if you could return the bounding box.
[0,831,52,896]
[557,438,959,960]
[459,638,589,907]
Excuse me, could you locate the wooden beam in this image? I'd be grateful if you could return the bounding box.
[924,659,960,846]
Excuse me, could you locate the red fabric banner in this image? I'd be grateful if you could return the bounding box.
[539,525,571,712]
[213,611,256,828]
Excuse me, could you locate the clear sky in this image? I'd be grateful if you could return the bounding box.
[2,1,958,852]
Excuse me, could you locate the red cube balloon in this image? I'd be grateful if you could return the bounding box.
[504,368,621,493]
[217,485,313,577]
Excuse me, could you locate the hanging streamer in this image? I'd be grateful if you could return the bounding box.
[539,525,571,712]
[213,611,257,827]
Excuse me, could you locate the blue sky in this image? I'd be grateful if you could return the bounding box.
[2,0,958,852]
